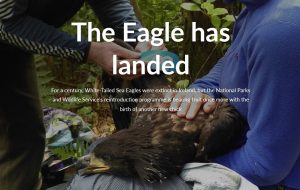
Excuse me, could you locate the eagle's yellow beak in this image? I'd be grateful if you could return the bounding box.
[80,154,111,175]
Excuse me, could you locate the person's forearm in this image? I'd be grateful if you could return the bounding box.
[0,15,90,62]
[189,58,224,98]
[0,0,90,62]
[215,21,300,187]
[87,0,143,40]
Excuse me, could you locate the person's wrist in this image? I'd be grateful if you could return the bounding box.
[87,42,103,64]
[188,87,216,100]
[87,42,96,63]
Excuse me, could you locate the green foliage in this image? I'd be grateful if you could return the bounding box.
[136,0,183,52]
[176,79,190,89]
[35,55,56,106]
[50,139,89,159]
[35,54,100,114]
[35,4,101,115]
[181,0,235,29]
[211,15,221,28]
[201,2,214,13]
[181,3,201,11]
[77,106,94,122]
[179,0,241,81]
[192,0,203,4]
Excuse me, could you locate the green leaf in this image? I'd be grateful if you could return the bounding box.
[37,70,51,77]
[211,15,221,28]
[210,8,228,16]
[201,2,214,13]
[78,106,93,115]
[38,76,55,85]
[222,21,232,28]
[34,55,46,63]
[176,80,190,89]
[181,3,201,11]
[223,15,235,22]
[221,43,230,52]
[86,75,96,84]
[206,0,216,2]
[192,0,202,5]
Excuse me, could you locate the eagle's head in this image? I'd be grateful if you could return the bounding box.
[81,137,135,177]
[80,126,181,183]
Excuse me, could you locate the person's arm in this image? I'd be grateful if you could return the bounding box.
[87,0,166,52]
[0,0,89,62]
[189,58,225,98]
[215,22,300,186]
[0,0,142,79]
[87,0,142,41]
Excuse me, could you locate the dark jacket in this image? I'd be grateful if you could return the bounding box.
[0,0,142,62]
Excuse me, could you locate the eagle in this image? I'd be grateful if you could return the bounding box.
[81,40,245,183]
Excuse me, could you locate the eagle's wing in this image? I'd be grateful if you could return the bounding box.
[195,101,245,161]
[129,75,172,129]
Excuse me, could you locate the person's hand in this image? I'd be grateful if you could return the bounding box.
[87,42,142,80]
[164,91,217,120]
[135,41,167,52]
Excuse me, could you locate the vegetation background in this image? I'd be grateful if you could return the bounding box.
[37,0,242,137]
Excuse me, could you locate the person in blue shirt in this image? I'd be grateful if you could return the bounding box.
[166,0,300,189]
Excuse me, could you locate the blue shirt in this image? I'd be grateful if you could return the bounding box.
[190,0,300,189]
